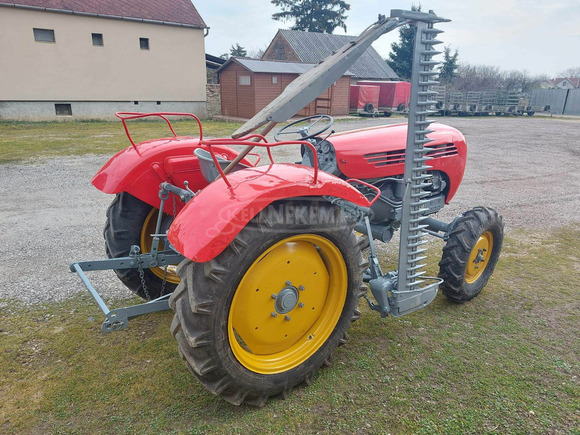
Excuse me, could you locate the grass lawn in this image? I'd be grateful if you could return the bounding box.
[0,119,245,164]
[0,116,381,165]
[1,226,578,434]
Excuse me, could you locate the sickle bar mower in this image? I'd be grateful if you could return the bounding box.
[70,9,503,405]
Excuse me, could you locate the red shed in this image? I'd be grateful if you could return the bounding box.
[357,80,411,113]
[218,57,353,119]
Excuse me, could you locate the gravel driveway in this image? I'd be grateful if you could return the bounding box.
[1,116,578,305]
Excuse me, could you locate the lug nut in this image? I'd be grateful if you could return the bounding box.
[286,280,292,286]
[284,315,291,321]
[298,302,304,308]
[271,312,278,318]
[299,285,305,291]
[271,293,277,299]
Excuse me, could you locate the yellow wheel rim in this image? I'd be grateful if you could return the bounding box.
[465,231,493,284]
[228,234,347,374]
[140,208,180,284]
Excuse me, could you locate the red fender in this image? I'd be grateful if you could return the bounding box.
[91,137,246,215]
[167,163,372,262]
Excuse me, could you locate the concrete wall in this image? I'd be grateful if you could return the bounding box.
[0,101,207,121]
[0,7,207,119]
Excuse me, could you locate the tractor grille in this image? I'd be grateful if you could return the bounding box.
[424,143,458,158]
[363,143,457,167]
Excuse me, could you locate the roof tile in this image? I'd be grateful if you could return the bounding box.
[221,57,354,75]
[278,29,398,80]
[3,0,206,27]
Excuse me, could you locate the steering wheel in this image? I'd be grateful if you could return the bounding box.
[274,115,334,141]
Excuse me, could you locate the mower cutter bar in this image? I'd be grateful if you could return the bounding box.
[70,250,183,332]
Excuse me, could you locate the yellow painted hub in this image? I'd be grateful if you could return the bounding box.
[465,231,493,284]
[140,208,180,284]
[228,234,347,374]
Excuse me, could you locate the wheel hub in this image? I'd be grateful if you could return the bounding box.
[466,231,493,283]
[274,283,299,314]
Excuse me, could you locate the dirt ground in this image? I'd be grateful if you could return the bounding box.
[1,116,578,304]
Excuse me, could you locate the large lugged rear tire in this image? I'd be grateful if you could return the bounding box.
[104,192,179,300]
[438,207,504,302]
[169,200,367,406]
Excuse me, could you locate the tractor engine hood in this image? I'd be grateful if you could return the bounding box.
[327,122,467,202]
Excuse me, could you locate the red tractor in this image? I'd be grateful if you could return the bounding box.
[72,10,503,406]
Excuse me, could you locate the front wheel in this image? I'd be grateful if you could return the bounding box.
[169,200,367,405]
[438,207,504,302]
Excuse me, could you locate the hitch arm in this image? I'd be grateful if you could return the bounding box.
[70,250,184,332]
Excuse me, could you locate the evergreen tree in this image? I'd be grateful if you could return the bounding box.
[230,43,247,57]
[439,46,459,85]
[386,5,421,80]
[271,0,350,33]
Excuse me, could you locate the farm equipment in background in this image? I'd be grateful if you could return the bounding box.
[433,86,542,116]
[71,9,504,405]
[349,81,411,117]
[357,80,412,116]
[349,84,380,116]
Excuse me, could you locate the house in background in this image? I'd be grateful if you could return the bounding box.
[262,29,398,83]
[553,78,579,90]
[218,57,352,119]
[0,0,208,120]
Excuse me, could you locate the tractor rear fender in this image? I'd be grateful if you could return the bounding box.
[167,163,372,263]
[91,137,245,215]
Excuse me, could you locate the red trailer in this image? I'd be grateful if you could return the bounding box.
[358,80,411,116]
[349,85,380,116]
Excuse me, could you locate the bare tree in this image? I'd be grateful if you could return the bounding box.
[558,67,580,78]
[453,64,502,91]
[501,70,534,93]
[248,45,268,59]
[449,63,549,94]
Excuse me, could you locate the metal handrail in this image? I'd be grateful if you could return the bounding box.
[115,112,203,149]
[200,138,320,188]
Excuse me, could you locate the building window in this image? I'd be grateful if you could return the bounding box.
[272,76,278,84]
[33,28,55,43]
[239,75,251,86]
[92,33,103,46]
[140,37,149,50]
[55,104,72,116]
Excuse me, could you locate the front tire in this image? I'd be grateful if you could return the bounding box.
[438,207,504,302]
[169,200,367,405]
[104,192,179,300]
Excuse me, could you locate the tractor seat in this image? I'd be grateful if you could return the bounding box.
[194,148,249,183]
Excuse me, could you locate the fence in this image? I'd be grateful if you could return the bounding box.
[530,89,580,116]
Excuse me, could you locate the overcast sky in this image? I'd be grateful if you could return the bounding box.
[196,0,579,77]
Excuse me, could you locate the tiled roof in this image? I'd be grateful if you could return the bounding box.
[1,0,206,27]
[554,77,580,88]
[277,29,398,80]
[219,57,354,76]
